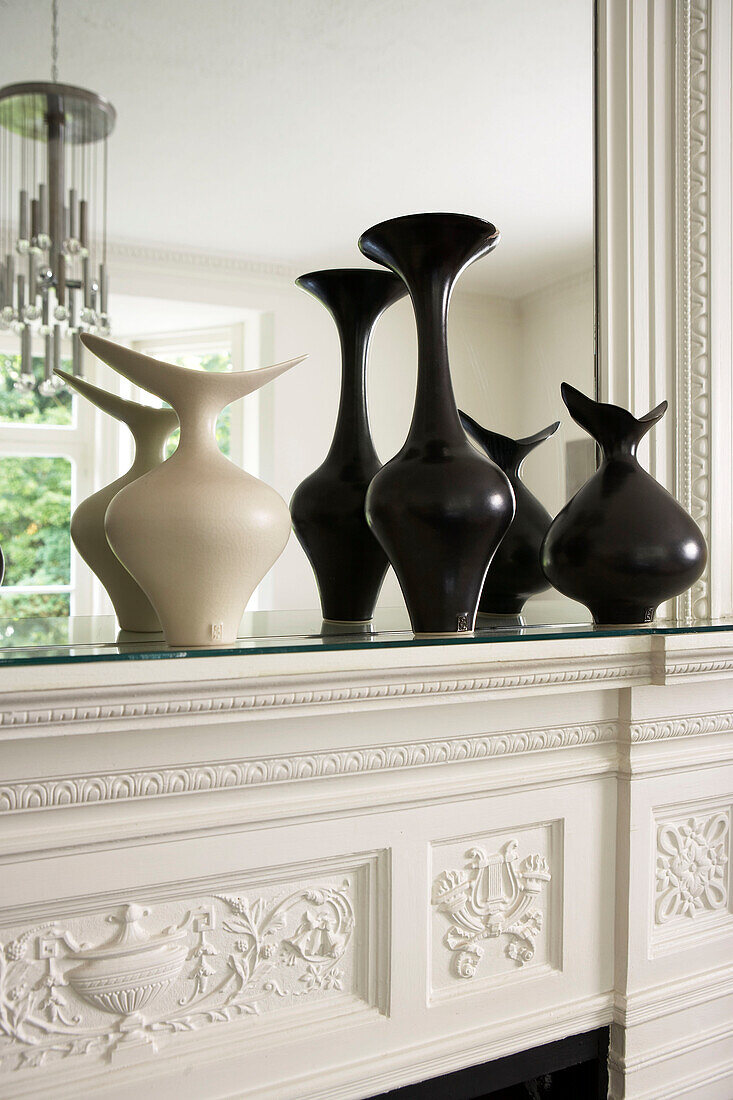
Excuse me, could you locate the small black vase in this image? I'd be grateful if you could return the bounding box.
[358,213,515,635]
[459,412,559,614]
[541,384,707,624]
[290,268,407,622]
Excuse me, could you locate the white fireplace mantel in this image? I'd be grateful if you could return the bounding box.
[1,627,733,1099]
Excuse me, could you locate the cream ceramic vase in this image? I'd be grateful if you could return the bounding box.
[80,334,305,647]
[54,368,178,632]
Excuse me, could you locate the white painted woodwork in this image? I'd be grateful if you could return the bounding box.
[0,628,732,1098]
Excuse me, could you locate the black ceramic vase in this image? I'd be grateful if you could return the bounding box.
[358,212,515,635]
[459,412,559,614]
[541,384,707,624]
[290,268,407,622]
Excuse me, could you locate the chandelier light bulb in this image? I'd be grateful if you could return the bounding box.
[13,372,35,393]
[38,375,65,397]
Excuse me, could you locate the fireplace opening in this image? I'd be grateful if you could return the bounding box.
[371,1027,610,1099]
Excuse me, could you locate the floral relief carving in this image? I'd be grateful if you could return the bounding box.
[432,840,551,979]
[0,884,354,1072]
[656,811,729,924]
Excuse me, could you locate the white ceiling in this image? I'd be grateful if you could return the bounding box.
[0,0,593,296]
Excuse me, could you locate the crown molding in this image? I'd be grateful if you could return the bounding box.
[0,649,652,739]
[105,237,300,284]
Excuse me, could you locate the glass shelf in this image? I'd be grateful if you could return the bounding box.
[1,604,732,668]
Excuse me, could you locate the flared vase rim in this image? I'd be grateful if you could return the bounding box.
[296,267,406,285]
[359,211,500,248]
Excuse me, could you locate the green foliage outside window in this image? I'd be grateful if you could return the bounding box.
[0,353,73,426]
[0,351,73,618]
[0,454,72,583]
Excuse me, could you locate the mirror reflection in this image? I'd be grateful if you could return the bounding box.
[0,0,594,633]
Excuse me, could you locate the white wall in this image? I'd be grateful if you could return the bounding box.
[517,270,595,519]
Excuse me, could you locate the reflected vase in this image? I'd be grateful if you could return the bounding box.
[541,383,707,624]
[55,368,178,632]
[358,212,515,635]
[80,334,305,647]
[290,268,407,622]
[459,411,559,615]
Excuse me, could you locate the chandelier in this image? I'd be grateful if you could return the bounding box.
[0,0,115,396]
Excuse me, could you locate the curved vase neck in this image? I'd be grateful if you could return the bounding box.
[296,269,405,467]
[327,321,379,465]
[55,367,178,474]
[561,383,667,462]
[358,214,500,448]
[407,276,464,444]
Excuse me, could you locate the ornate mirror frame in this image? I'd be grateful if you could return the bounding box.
[598,0,732,622]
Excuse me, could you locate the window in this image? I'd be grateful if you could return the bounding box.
[0,341,93,619]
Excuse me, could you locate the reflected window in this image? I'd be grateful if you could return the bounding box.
[0,353,74,427]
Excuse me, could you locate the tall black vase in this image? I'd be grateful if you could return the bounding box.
[459,412,559,614]
[541,383,707,624]
[358,212,515,635]
[290,268,407,622]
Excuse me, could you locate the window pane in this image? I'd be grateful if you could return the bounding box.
[164,349,232,458]
[0,352,73,426]
[0,455,72,587]
[0,591,70,621]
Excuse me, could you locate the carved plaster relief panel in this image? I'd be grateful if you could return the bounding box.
[430,822,561,1001]
[0,853,384,1078]
[652,803,732,952]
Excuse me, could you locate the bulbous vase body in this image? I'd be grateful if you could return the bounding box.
[460,412,559,614]
[55,369,178,632]
[106,457,290,646]
[541,384,707,624]
[81,334,304,647]
[290,268,407,622]
[359,213,515,635]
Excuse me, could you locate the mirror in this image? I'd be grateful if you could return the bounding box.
[0,0,594,632]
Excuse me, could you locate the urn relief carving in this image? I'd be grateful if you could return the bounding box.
[0,883,356,1072]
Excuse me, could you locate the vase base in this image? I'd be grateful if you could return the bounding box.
[322,617,373,625]
[589,603,657,626]
[478,598,527,616]
[413,630,476,639]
